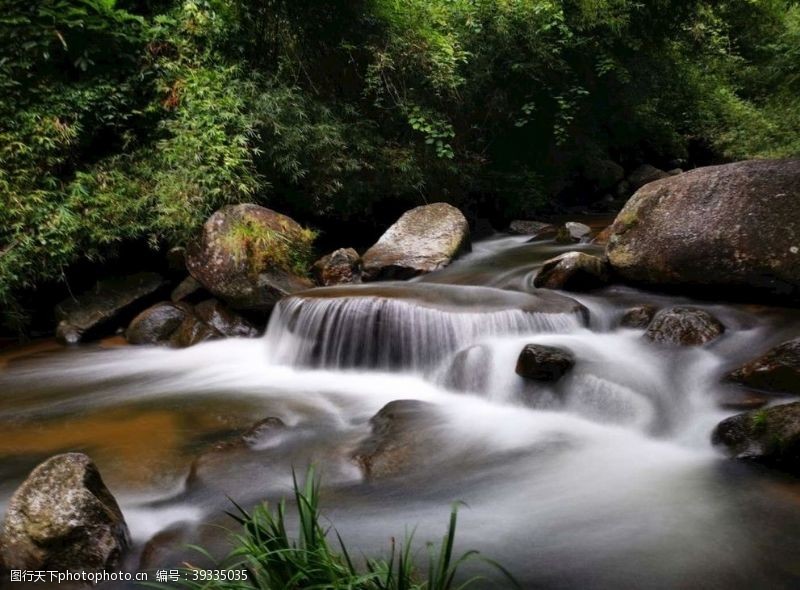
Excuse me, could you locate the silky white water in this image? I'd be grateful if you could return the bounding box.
[1,233,799,588]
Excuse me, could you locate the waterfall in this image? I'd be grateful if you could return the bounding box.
[264,283,585,371]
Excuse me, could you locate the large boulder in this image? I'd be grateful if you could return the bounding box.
[186,204,315,310]
[362,203,470,281]
[644,306,724,346]
[515,344,575,381]
[534,252,610,291]
[606,160,800,300]
[712,402,800,473]
[126,302,190,345]
[0,453,129,571]
[55,272,167,344]
[312,248,362,286]
[727,338,800,395]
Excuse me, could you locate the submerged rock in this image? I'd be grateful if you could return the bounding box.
[619,304,658,329]
[627,164,669,191]
[508,220,554,236]
[126,302,190,345]
[607,159,800,300]
[515,344,575,381]
[443,345,493,393]
[712,402,800,473]
[362,203,470,280]
[644,307,724,346]
[534,252,610,291]
[0,453,129,571]
[352,400,440,479]
[186,204,314,310]
[727,338,800,396]
[312,248,362,286]
[55,272,166,344]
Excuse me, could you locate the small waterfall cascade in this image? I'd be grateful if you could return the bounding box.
[264,283,585,371]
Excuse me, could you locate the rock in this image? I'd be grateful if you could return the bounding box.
[166,246,187,273]
[667,168,683,175]
[606,160,800,300]
[186,204,315,310]
[193,299,259,338]
[712,402,800,473]
[362,203,470,281]
[55,272,167,344]
[717,392,769,411]
[170,276,206,303]
[619,304,658,329]
[443,345,492,393]
[515,344,575,381]
[591,225,614,246]
[565,221,591,241]
[583,159,625,191]
[644,306,724,346]
[508,220,554,236]
[0,453,129,571]
[125,302,189,345]
[312,248,361,286]
[728,338,800,395]
[352,400,440,479]
[169,315,220,348]
[534,252,610,291]
[627,164,670,191]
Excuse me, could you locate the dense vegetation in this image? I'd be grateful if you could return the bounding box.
[158,471,516,589]
[2,0,800,329]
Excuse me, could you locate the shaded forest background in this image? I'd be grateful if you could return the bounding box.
[2,0,800,330]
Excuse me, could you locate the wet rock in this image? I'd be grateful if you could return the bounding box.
[627,164,670,191]
[591,225,614,246]
[186,204,314,311]
[55,272,167,344]
[566,221,591,240]
[352,400,440,479]
[607,160,800,300]
[126,302,189,345]
[138,522,193,571]
[169,315,220,348]
[312,248,362,286]
[170,276,207,303]
[644,307,724,346]
[362,203,470,281]
[0,453,129,571]
[443,345,492,393]
[712,401,800,473]
[727,338,800,395]
[515,344,575,381]
[508,220,554,236]
[534,252,610,291]
[194,299,259,338]
[619,304,658,329]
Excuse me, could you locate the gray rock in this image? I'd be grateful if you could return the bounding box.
[126,302,189,345]
[186,204,314,310]
[534,252,609,291]
[607,160,800,300]
[508,220,554,236]
[0,453,129,572]
[55,272,166,344]
[619,304,658,329]
[728,338,800,395]
[515,344,575,381]
[362,203,470,281]
[193,299,259,338]
[627,164,670,191]
[565,221,591,240]
[644,306,724,346]
[712,401,800,473]
[312,248,362,286]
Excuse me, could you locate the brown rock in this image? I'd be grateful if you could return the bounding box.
[619,304,658,329]
[126,302,189,345]
[534,252,610,291]
[644,307,724,346]
[515,344,575,381]
[312,248,362,286]
[728,338,800,395]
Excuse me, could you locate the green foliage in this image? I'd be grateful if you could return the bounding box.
[2,0,800,329]
[225,218,317,277]
[152,469,517,590]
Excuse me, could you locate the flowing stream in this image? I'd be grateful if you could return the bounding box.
[2,229,800,588]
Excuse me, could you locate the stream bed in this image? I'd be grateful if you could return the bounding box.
[2,231,800,589]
